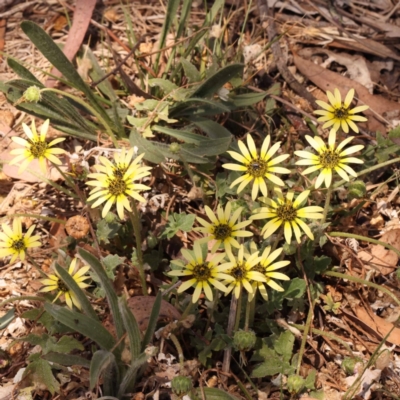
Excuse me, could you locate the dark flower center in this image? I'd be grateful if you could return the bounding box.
[230,263,246,281]
[213,224,232,241]
[108,177,128,196]
[319,149,340,169]
[56,279,69,293]
[333,107,349,120]
[276,201,297,222]
[251,263,265,273]
[29,140,48,158]
[11,237,26,251]
[247,158,268,178]
[192,263,212,281]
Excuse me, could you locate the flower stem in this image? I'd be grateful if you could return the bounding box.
[244,295,255,331]
[129,203,148,295]
[222,292,239,375]
[169,333,185,369]
[321,185,333,225]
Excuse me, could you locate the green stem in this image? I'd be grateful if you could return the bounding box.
[328,231,400,258]
[324,270,400,307]
[296,298,316,375]
[271,226,283,251]
[129,203,148,295]
[244,297,252,331]
[169,333,184,369]
[181,300,196,320]
[40,88,119,148]
[321,185,333,225]
[234,289,243,332]
[222,292,239,375]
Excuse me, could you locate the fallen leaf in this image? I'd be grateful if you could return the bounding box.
[355,305,400,346]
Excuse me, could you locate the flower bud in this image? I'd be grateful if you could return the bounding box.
[23,86,42,103]
[233,329,256,351]
[104,212,117,223]
[171,375,193,397]
[287,374,305,394]
[341,357,362,375]
[169,143,181,154]
[347,180,366,200]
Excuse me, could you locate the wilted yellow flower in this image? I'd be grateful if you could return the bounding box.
[0,219,41,263]
[251,190,323,243]
[294,130,364,188]
[314,88,369,134]
[222,134,290,200]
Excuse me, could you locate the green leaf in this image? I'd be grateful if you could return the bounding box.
[148,78,179,94]
[304,369,316,390]
[50,335,84,354]
[7,58,41,83]
[44,303,115,351]
[89,350,116,390]
[119,297,142,363]
[194,387,240,400]
[169,97,232,118]
[129,128,165,164]
[141,292,161,350]
[161,213,196,239]
[274,331,295,360]
[54,263,98,321]
[20,21,116,134]
[0,308,15,329]
[181,59,201,83]
[388,126,400,146]
[78,248,125,342]
[190,64,244,99]
[23,358,60,395]
[43,352,90,368]
[96,218,121,244]
[190,117,231,138]
[229,91,268,107]
[102,254,124,279]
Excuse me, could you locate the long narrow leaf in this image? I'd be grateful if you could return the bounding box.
[89,350,116,390]
[78,248,125,341]
[117,352,149,398]
[141,292,161,351]
[43,352,91,368]
[54,263,98,321]
[119,297,142,363]
[44,303,115,351]
[20,21,116,134]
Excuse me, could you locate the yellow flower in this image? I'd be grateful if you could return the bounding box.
[86,149,152,220]
[0,219,41,263]
[195,202,253,255]
[219,244,266,299]
[294,130,364,188]
[168,240,232,303]
[314,88,369,134]
[222,134,290,200]
[247,245,290,302]
[251,190,323,243]
[10,119,65,173]
[39,258,90,310]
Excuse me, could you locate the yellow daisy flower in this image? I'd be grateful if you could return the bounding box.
[168,240,232,303]
[222,134,290,200]
[251,190,323,243]
[314,88,369,134]
[39,258,91,310]
[195,202,253,255]
[0,219,41,263]
[294,130,364,188]
[86,150,152,220]
[247,245,290,302]
[219,244,266,299]
[9,119,66,173]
